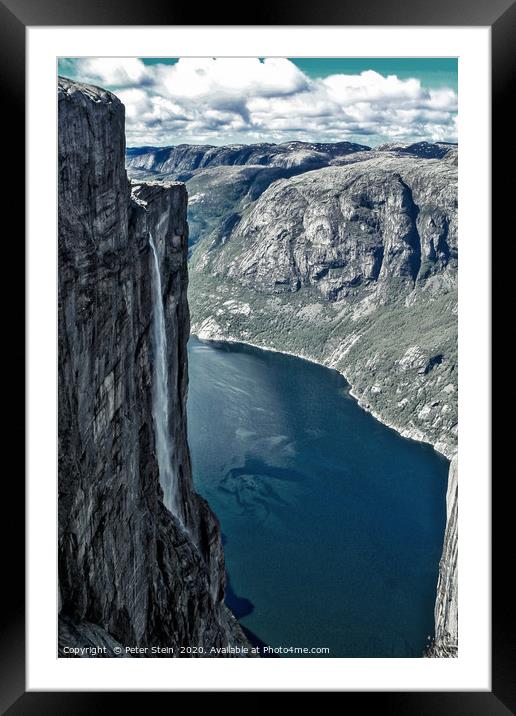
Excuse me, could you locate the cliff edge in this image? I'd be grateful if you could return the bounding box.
[428,455,458,657]
[58,77,249,656]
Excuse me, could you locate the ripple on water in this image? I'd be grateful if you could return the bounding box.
[187,336,449,658]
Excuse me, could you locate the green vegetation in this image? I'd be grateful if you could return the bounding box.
[188,270,457,457]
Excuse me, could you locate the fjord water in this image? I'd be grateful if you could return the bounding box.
[187,336,449,657]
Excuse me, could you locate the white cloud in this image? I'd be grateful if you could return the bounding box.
[155,57,308,99]
[115,88,153,119]
[77,58,149,87]
[62,58,458,147]
[322,70,423,104]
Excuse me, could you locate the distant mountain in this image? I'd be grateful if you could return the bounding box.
[374,141,457,161]
[126,145,162,156]
[126,140,372,176]
[126,140,458,176]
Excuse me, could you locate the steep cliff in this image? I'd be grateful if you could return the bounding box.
[58,77,249,656]
[428,456,458,657]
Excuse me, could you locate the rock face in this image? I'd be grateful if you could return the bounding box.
[127,141,373,249]
[58,77,249,656]
[427,456,458,657]
[127,141,456,252]
[205,159,456,299]
[189,151,457,458]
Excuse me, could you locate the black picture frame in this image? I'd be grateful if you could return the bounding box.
[4,0,511,709]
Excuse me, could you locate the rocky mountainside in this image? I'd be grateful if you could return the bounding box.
[374,141,457,160]
[127,141,457,253]
[173,142,458,657]
[58,77,250,657]
[126,140,371,174]
[127,141,372,248]
[428,455,458,657]
[188,150,458,459]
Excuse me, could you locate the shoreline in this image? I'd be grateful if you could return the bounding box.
[190,327,455,462]
[190,324,458,657]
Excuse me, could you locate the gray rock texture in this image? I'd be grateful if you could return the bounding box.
[126,140,371,175]
[189,152,457,458]
[126,142,374,249]
[427,456,458,657]
[204,158,456,298]
[58,77,250,656]
[58,615,129,658]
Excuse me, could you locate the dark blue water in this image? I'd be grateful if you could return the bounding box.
[187,336,449,657]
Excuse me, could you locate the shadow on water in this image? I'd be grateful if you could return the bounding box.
[190,339,449,657]
[222,535,278,658]
[240,626,279,657]
[225,457,304,485]
[224,571,254,619]
[219,457,305,525]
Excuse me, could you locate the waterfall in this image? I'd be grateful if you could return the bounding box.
[149,234,178,516]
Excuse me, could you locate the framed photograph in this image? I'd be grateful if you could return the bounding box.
[5,0,509,707]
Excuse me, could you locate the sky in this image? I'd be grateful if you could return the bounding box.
[58,57,458,148]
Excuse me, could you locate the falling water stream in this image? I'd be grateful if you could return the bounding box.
[149,233,178,516]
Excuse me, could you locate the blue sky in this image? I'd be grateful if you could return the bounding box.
[139,57,458,91]
[58,57,458,147]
